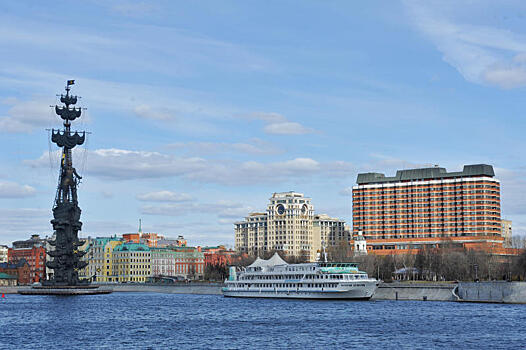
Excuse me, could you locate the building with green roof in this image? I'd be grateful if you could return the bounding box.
[78,236,123,283]
[113,243,151,283]
[0,272,17,286]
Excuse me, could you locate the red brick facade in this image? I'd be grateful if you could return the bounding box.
[8,246,46,283]
[352,165,505,255]
[203,246,236,266]
[0,260,31,285]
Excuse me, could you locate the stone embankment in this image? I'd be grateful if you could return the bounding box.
[457,281,526,304]
[110,282,222,295]
[1,282,223,295]
[5,281,526,303]
[372,282,456,301]
[0,286,20,294]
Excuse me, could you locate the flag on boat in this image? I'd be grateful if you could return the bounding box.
[67,80,75,85]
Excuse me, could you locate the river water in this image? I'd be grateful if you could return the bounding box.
[1,293,523,349]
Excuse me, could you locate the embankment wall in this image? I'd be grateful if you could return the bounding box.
[372,283,456,301]
[457,281,526,304]
[110,283,222,295]
[0,283,223,295]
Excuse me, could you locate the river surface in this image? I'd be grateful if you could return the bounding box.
[1,292,523,349]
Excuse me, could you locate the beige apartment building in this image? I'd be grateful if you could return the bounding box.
[0,245,8,263]
[113,243,152,283]
[79,236,124,282]
[235,191,346,262]
[501,219,512,247]
[313,214,348,248]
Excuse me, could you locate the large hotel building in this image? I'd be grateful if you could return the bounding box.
[235,191,347,262]
[352,164,506,255]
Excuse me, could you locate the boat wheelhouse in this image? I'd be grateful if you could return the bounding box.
[223,253,378,299]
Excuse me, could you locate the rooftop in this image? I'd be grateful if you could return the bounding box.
[356,164,495,185]
[270,191,307,199]
[0,272,16,279]
[113,243,150,252]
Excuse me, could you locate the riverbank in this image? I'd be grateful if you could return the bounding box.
[457,281,526,304]
[0,283,223,295]
[5,281,526,303]
[372,282,456,301]
[111,282,222,295]
[3,282,455,300]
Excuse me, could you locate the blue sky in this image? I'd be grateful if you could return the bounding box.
[2,1,526,246]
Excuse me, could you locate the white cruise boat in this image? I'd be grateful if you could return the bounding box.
[223,253,378,299]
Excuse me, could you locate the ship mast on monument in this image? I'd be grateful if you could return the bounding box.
[44,80,89,287]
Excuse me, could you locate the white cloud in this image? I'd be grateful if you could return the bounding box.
[0,11,271,79]
[246,112,287,123]
[134,104,176,121]
[137,191,193,202]
[339,187,353,196]
[167,139,282,156]
[264,122,313,135]
[243,112,314,135]
[483,65,526,89]
[141,200,254,219]
[405,1,526,88]
[0,208,52,245]
[0,180,37,198]
[364,153,430,172]
[100,190,114,199]
[0,98,56,133]
[26,147,354,185]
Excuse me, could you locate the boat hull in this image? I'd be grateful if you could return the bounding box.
[223,282,377,300]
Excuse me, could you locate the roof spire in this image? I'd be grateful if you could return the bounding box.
[138,219,142,234]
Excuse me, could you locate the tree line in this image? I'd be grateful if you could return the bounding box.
[329,242,526,282]
[204,244,526,282]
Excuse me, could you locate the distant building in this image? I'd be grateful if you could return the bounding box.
[353,231,367,256]
[173,247,204,279]
[176,235,187,247]
[0,273,17,286]
[235,192,346,262]
[0,245,8,263]
[150,246,204,280]
[150,248,176,277]
[313,214,348,247]
[0,260,30,285]
[203,246,236,267]
[140,233,162,247]
[235,212,268,256]
[44,234,55,280]
[79,236,123,282]
[158,235,187,248]
[122,233,140,243]
[235,192,316,261]
[353,164,505,255]
[501,219,512,247]
[113,243,151,283]
[8,234,46,283]
[122,220,167,248]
